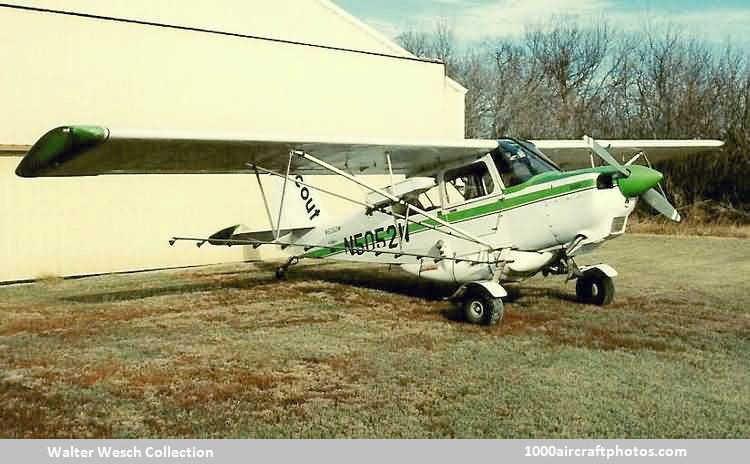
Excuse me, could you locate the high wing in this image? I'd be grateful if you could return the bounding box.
[532,139,724,170]
[15,126,498,178]
[15,126,724,178]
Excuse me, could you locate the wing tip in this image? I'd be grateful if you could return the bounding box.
[15,125,108,178]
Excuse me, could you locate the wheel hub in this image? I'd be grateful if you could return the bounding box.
[468,300,485,318]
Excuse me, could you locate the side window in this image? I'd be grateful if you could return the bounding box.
[444,162,494,205]
[493,151,529,188]
[492,142,558,189]
[419,184,441,210]
[391,178,441,216]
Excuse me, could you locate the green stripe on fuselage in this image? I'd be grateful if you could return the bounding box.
[304,178,597,259]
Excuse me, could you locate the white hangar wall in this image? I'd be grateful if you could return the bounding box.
[0,0,467,282]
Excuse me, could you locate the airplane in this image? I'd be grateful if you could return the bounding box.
[15,126,723,325]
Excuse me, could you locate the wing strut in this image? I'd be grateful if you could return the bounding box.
[292,150,493,249]
[249,164,489,246]
[253,166,276,233]
[385,151,401,251]
[274,152,294,240]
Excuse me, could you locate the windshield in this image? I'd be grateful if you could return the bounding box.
[492,139,560,188]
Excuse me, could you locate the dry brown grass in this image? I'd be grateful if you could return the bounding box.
[1,234,748,438]
[629,217,750,238]
[630,202,750,238]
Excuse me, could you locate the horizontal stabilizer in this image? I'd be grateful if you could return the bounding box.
[208,224,313,246]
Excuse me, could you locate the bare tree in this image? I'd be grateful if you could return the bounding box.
[394,17,750,210]
[396,30,431,58]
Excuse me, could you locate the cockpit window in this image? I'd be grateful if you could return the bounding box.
[391,182,440,216]
[492,140,560,188]
[444,162,495,204]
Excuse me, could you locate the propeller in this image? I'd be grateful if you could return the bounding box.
[583,136,630,177]
[641,188,682,222]
[583,136,681,222]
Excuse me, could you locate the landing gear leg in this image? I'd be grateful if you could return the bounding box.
[275,256,300,280]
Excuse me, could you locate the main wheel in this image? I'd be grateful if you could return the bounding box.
[463,290,504,326]
[576,270,615,306]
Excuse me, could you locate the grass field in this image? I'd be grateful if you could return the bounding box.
[1,234,749,438]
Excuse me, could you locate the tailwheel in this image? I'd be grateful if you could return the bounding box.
[275,256,300,281]
[463,289,504,326]
[575,269,615,306]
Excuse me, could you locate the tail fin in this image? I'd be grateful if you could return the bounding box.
[268,174,328,229]
[207,175,328,246]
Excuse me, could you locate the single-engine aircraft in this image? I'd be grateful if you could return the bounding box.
[16,126,723,325]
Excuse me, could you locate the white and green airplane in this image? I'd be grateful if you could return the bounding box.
[16,126,723,325]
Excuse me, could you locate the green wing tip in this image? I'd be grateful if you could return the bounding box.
[15,125,108,178]
[69,125,108,143]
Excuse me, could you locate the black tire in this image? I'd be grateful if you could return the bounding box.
[462,289,504,325]
[576,270,615,306]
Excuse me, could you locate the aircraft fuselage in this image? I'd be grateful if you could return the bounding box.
[297,165,640,284]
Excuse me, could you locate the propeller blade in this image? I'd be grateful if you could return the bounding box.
[583,135,630,177]
[625,152,644,166]
[641,188,682,222]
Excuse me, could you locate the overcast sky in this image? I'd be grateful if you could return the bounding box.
[335,0,750,46]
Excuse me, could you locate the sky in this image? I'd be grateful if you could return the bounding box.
[335,0,750,46]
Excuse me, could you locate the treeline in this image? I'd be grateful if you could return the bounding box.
[398,20,750,212]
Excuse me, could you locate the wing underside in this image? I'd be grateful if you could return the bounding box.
[532,139,724,170]
[15,126,724,178]
[15,126,498,178]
